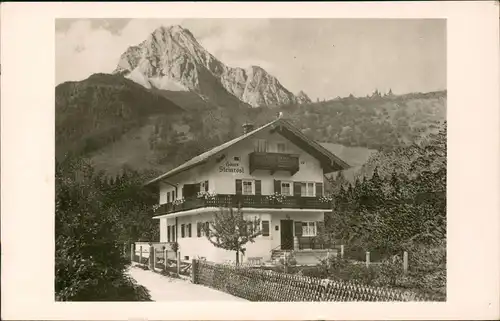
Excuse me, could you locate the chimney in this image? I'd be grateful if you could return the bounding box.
[242,122,255,134]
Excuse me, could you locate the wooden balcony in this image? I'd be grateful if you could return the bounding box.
[249,152,299,175]
[155,194,332,216]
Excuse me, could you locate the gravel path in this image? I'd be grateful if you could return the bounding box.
[127,266,247,301]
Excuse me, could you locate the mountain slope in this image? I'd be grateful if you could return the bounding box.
[55,73,185,159]
[113,25,305,108]
[56,70,446,177]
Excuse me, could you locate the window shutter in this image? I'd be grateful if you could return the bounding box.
[167,225,171,242]
[255,180,262,195]
[181,224,185,238]
[167,193,170,203]
[205,180,209,192]
[316,183,323,197]
[316,221,325,237]
[293,182,302,197]
[262,220,270,236]
[294,221,303,237]
[197,222,201,237]
[188,223,192,237]
[172,226,176,241]
[235,179,242,194]
[274,180,281,194]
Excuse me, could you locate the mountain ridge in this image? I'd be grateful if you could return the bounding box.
[113,25,308,108]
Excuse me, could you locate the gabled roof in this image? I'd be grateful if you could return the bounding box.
[144,118,350,186]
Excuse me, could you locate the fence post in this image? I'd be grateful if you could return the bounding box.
[340,244,344,259]
[130,243,134,262]
[191,259,197,284]
[403,251,408,274]
[139,246,143,265]
[151,247,156,271]
[177,252,181,276]
[365,251,370,268]
[164,248,168,272]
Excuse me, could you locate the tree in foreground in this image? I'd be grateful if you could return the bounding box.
[204,207,261,265]
[55,156,151,301]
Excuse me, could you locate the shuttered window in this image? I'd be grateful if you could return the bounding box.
[187,223,192,237]
[197,222,201,237]
[281,181,292,196]
[301,182,316,197]
[181,224,185,238]
[205,180,209,192]
[167,225,171,242]
[302,221,317,236]
[262,220,270,236]
[242,180,254,195]
[167,192,170,203]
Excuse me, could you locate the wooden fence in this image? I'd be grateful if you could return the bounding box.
[129,244,191,277]
[191,260,444,302]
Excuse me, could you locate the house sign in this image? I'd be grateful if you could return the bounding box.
[219,160,244,173]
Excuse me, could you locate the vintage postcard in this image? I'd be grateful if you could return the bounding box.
[1,1,499,320]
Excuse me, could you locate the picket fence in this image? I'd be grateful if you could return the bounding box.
[192,260,444,302]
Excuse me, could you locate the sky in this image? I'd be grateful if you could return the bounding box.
[56,18,446,100]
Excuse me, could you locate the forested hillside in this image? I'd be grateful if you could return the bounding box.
[56,73,446,177]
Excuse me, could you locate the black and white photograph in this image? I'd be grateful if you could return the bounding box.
[1,2,499,320]
[55,18,446,302]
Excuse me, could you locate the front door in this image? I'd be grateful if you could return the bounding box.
[280,220,294,250]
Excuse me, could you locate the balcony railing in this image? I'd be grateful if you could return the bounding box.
[155,194,332,215]
[249,152,299,175]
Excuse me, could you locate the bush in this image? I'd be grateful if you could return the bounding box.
[171,242,179,253]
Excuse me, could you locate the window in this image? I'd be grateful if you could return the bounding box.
[197,222,202,237]
[234,156,240,161]
[262,221,270,236]
[181,224,185,238]
[242,180,254,195]
[302,222,317,237]
[167,225,171,242]
[255,139,268,152]
[281,181,292,196]
[187,223,192,237]
[167,192,171,203]
[277,142,286,153]
[301,182,315,197]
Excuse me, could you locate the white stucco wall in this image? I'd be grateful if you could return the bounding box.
[158,210,325,263]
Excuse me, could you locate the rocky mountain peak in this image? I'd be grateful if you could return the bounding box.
[113,25,310,108]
